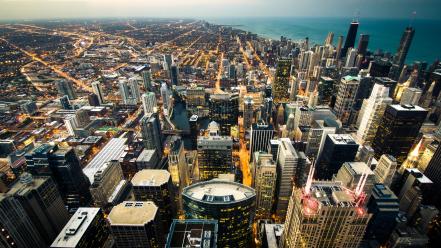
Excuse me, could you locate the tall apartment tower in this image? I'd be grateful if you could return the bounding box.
[394,26,415,70]
[91,81,105,105]
[118,78,140,105]
[273,58,292,104]
[356,83,392,145]
[373,154,398,187]
[281,180,370,248]
[316,134,359,180]
[0,173,69,247]
[372,104,427,164]
[253,152,277,219]
[140,112,163,157]
[243,96,254,130]
[108,201,165,248]
[197,121,233,180]
[56,79,77,100]
[341,20,359,59]
[142,92,157,114]
[275,138,309,220]
[132,170,175,232]
[334,75,360,125]
[249,121,274,161]
[142,69,152,91]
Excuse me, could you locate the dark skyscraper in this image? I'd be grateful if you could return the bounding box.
[422,144,441,208]
[372,104,427,164]
[209,93,239,135]
[170,63,179,86]
[341,21,359,58]
[273,58,291,104]
[357,34,370,55]
[394,26,415,70]
[141,112,163,157]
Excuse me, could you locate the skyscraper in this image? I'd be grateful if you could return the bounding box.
[345,48,358,67]
[281,180,370,248]
[356,83,392,145]
[170,63,179,86]
[249,121,274,161]
[420,143,441,208]
[141,92,157,114]
[334,75,360,125]
[108,201,165,248]
[142,69,153,91]
[161,82,171,110]
[168,136,189,188]
[341,20,359,59]
[316,134,359,180]
[90,160,124,208]
[243,96,254,130]
[91,81,105,105]
[56,79,77,100]
[208,93,239,135]
[400,87,422,105]
[373,154,398,187]
[273,58,292,104]
[119,78,140,105]
[253,152,277,219]
[182,180,256,248]
[334,161,376,200]
[357,34,370,56]
[394,26,415,70]
[372,104,427,164]
[166,219,218,248]
[140,112,163,157]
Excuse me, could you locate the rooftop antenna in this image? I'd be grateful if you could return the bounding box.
[354,10,360,23]
[409,11,416,28]
[304,158,315,196]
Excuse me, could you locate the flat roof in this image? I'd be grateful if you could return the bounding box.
[131,169,170,187]
[167,219,218,248]
[83,138,127,184]
[183,179,255,203]
[51,208,100,248]
[344,162,374,176]
[328,134,357,145]
[390,104,426,112]
[108,201,158,226]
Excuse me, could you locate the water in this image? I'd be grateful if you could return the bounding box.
[207,17,441,64]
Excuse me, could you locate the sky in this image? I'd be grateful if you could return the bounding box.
[0,0,440,20]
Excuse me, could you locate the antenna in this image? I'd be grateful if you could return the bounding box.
[409,11,416,27]
[354,10,360,23]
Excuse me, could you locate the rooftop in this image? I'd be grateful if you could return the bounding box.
[131,169,170,187]
[183,179,255,203]
[166,219,218,248]
[51,208,101,248]
[390,104,427,112]
[108,201,158,226]
[328,134,358,145]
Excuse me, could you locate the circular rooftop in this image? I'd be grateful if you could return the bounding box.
[183,180,255,204]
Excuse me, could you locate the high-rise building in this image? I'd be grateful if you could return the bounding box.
[91,81,105,105]
[161,83,171,110]
[90,160,124,208]
[365,184,399,244]
[341,20,359,59]
[88,93,100,106]
[141,92,157,114]
[51,208,109,248]
[25,144,91,213]
[56,80,77,100]
[132,169,175,232]
[141,112,163,157]
[273,58,292,104]
[142,69,153,91]
[182,180,256,248]
[64,114,78,136]
[400,87,422,105]
[394,26,415,70]
[418,141,438,173]
[305,120,337,159]
[253,152,277,218]
[372,104,427,164]
[208,93,239,135]
[335,35,344,60]
[281,180,370,248]
[168,136,189,188]
[356,83,392,145]
[357,34,370,56]
[334,161,376,200]
[197,121,233,180]
[59,95,73,110]
[317,77,334,105]
[243,96,254,130]
[398,168,433,218]
[164,54,173,71]
[108,201,165,248]
[334,75,360,125]
[166,219,218,248]
[324,31,334,46]
[118,78,140,105]
[374,154,398,187]
[345,48,358,67]
[0,173,69,247]
[170,63,179,86]
[186,84,206,109]
[275,138,309,219]
[249,121,274,161]
[316,134,359,180]
[189,115,199,150]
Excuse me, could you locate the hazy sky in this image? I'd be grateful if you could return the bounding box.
[0,0,440,20]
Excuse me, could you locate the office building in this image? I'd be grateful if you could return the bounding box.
[91,81,105,105]
[281,180,370,248]
[197,122,233,180]
[243,96,254,129]
[341,20,359,58]
[418,141,438,173]
[357,34,370,55]
[20,100,37,115]
[25,144,91,213]
[182,180,256,248]
[374,154,398,187]
[141,112,163,157]
[59,95,73,110]
[273,58,292,104]
[394,26,415,70]
[334,162,376,200]
[186,84,206,108]
[334,75,360,125]
[142,92,157,114]
[64,114,78,136]
[249,121,274,161]
[356,83,392,145]
[387,225,429,248]
[317,76,334,105]
[398,169,433,219]
[108,201,165,248]
[166,219,218,248]
[400,87,422,105]
[0,173,69,247]
[56,80,77,100]
[136,149,159,170]
[305,120,337,159]
[372,104,427,164]
[161,83,171,110]
[118,78,140,105]
[142,69,153,91]
[345,48,358,67]
[275,138,309,219]
[261,224,284,248]
[253,152,277,218]
[365,184,400,244]
[90,160,124,208]
[132,169,175,231]
[168,136,189,187]
[164,54,173,71]
[170,63,179,86]
[316,134,359,180]
[189,115,199,150]
[208,93,239,135]
[51,208,109,248]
